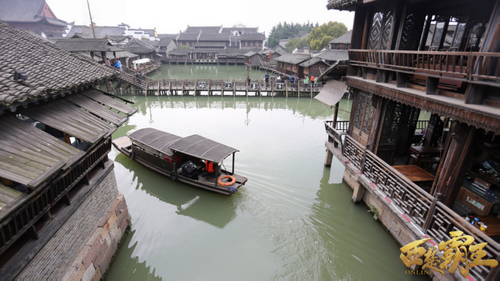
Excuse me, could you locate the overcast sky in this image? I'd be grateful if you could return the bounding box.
[46,0,354,35]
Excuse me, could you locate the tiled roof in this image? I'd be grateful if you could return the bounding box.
[177,33,199,41]
[122,38,157,54]
[275,53,310,65]
[185,26,222,33]
[66,25,125,38]
[239,33,266,41]
[221,27,259,34]
[194,42,226,48]
[0,21,116,110]
[329,30,352,44]
[198,33,230,42]
[315,50,349,61]
[55,38,114,52]
[159,37,174,47]
[0,0,67,26]
[299,57,328,68]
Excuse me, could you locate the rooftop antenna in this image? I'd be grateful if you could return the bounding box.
[87,0,96,38]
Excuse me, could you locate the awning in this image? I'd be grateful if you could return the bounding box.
[20,90,136,144]
[0,116,84,189]
[169,135,239,163]
[132,58,151,65]
[314,79,347,107]
[129,128,181,156]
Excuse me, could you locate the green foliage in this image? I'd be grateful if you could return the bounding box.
[266,22,316,48]
[285,38,309,53]
[306,21,348,50]
[367,204,379,220]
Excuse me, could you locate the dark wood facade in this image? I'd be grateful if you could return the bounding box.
[325,0,500,279]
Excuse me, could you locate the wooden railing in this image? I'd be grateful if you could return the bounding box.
[348,50,500,86]
[0,138,111,255]
[416,120,429,131]
[339,134,499,280]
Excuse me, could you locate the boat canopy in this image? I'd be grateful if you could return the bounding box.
[168,134,239,163]
[129,128,181,156]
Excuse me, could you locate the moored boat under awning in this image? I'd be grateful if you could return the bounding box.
[169,135,239,163]
[314,79,348,108]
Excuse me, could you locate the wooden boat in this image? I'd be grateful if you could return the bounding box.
[112,128,247,196]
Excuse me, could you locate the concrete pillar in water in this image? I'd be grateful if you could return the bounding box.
[324,149,333,166]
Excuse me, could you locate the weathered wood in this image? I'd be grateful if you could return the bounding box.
[0,184,21,204]
[82,90,136,115]
[65,94,127,125]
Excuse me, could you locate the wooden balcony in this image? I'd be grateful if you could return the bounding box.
[0,138,111,256]
[348,50,500,88]
[324,124,500,280]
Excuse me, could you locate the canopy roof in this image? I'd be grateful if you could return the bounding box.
[169,135,238,163]
[129,128,181,156]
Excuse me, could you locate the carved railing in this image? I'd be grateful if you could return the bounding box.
[0,138,111,255]
[339,134,500,279]
[348,50,500,86]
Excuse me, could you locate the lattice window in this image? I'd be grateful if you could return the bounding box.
[400,13,416,50]
[362,96,375,134]
[468,22,488,50]
[379,101,403,145]
[380,10,393,50]
[368,12,384,49]
[354,94,367,129]
[451,22,466,49]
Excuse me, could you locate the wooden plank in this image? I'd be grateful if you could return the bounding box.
[82,90,137,115]
[0,148,54,168]
[0,154,48,173]
[0,164,36,185]
[65,94,126,125]
[0,126,73,161]
[0,184,21,203]
[28,161,65,188]
[49,100,111,131]
[0,121,75,160]
[0,140,59,167]
[2,116,80,157]
[22,109,96,142]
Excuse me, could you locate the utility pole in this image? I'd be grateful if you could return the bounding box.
[87,0,96,38]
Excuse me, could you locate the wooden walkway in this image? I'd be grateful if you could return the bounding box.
[117,78,323,97]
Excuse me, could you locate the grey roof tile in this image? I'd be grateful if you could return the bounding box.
[0,20,116,108]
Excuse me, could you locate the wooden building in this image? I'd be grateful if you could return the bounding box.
[275,53,310,77]
[122,38,160,62]
[299,58,330,78]
[322,0,500,280]
[0,20,136,280]
[0,0,67,37]
[329,30,352,50]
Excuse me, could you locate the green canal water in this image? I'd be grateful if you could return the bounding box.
[149,64,270,80]
[104,95,426,281]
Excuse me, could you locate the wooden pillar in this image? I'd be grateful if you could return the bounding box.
[333,102,339,129]
[285,80,288,98]
[419,15,433,51]
[233,80,236,96]
[426,77,439,95]
[432,121,475,206]
[221,79,224,96]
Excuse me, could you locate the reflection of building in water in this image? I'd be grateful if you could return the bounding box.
[0,20,137,280]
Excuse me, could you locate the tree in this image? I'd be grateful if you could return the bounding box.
[285,38,308,53]
[306,21,348,50]
[266,22,316,48]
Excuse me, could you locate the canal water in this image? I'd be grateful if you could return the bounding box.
[105,95,426,280]
[149,64,270,81]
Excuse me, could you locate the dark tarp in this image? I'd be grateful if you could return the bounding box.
[314,79,347,107]
[169,134,239,163]
[129,128,181,156]
[0,116,84,189]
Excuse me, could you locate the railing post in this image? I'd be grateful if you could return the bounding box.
[360,144,369,174]
[422,193,441,233]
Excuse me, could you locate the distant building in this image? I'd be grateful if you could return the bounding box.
[0,0,67,37]
[329,30,352,50]
[175,25,265,50]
